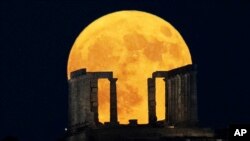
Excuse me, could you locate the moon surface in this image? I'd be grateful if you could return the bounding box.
[67,10,192,124]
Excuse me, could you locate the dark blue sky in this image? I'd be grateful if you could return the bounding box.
[1,0,250,141]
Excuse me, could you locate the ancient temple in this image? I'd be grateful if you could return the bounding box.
[148,64,198,127]
[68,69,119,128]
[65,65,217,141]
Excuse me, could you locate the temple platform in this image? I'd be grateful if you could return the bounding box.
[66,125,227,141]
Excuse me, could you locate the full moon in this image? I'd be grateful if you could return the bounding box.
[67,10,192,124]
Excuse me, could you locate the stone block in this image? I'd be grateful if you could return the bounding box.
[90,94,97,102]
[150,101,156,106]
[149,87,156,93]
[91,87,98,93]
[129,119,138,126]
[147,78,155,87]
[70,69,86,79]
[92,102,98,107]
[90,79,98,87]
[148,93,155,100]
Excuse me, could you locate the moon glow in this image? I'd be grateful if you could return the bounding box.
[67,11,192,124]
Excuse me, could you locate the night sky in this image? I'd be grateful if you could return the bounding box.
[1,1,250,141]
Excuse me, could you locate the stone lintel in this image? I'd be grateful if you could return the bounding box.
[70,68,87,79]
[88,72,113,79]
[152,64,196,79]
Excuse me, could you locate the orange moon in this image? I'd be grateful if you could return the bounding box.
[67,10,192,124]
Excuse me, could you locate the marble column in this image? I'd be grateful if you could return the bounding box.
[68,80,77,126]
[163,78,168,124]
[90,78,98,124]
[186,73,192,123]
[148,78,157,124]
[183,73,188,123]
[176,75,182,123]
[109,78,118,124]
[190,71,198,125]
[172,76,176,124]
[166,78,173,125]
[180,74,185,123]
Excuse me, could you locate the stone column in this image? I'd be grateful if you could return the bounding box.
[166,78,173,125]
[176,75,182,123]
[183,73,188,124]
[109,78,118,125]
[148,78,157,125]
[68,80,77,126]
[180,74,185,123]
[69,70,94,129]
[163,78,168,124]
[174,76,179,125]
[90,78,98,124]
[190,71,198,125]
[186,73,191,123]
[78,77,90,124]
[171,76,176,125]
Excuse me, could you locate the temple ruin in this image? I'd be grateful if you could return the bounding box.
[68,69,119,128]
[148,64,198,127]
[66,65,216,141]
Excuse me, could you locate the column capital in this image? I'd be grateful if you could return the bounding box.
[163,78,167,82]
[108,78,118,82]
